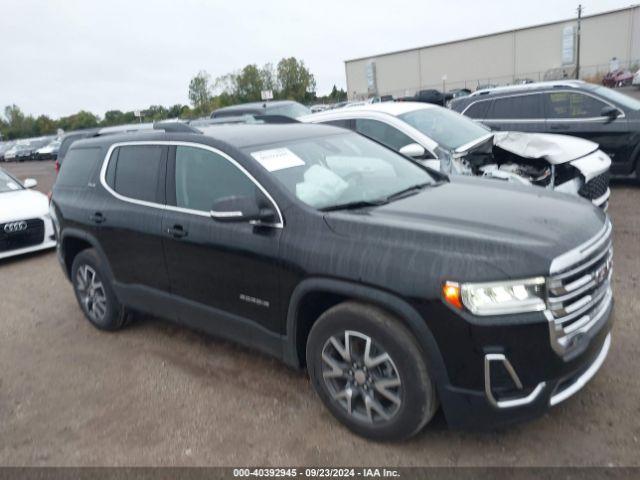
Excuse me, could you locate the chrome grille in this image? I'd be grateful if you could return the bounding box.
[546,220,613,355]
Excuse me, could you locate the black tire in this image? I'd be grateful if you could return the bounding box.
[306,301,438,441]
[71,248,131,331]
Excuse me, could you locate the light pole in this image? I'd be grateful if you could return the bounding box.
[576,4,583,79]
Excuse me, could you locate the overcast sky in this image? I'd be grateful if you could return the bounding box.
[0,0,633,118]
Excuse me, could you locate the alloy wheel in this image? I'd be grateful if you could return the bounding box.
[76,265,107,323]
[321,330,402,424]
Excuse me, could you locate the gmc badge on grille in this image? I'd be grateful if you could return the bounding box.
[4,221,28,234]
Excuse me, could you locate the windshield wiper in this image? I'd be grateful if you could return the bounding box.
[320,199,389,212]
[383,182,431,202]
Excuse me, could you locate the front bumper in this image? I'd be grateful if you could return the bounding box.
[0,215,57,260]
[436,303,612,429]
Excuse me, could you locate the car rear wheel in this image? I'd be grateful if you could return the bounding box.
[306,302,438,441]
[71,249,131,331]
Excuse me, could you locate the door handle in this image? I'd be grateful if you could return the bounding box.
[550,125,568,131]
[89,212,105,224]
[167,225,188,239]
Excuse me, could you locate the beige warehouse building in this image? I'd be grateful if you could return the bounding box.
[345,4,640,99]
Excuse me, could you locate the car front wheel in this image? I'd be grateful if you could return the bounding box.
[306,302,438,441]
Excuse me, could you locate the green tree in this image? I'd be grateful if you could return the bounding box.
[260,63,277,93]
[188,70,213,115]
[276,57,316,102]
[33,115,57,136]
[329,85,347,102]
[234,64,264,103]
[58,111,99,131]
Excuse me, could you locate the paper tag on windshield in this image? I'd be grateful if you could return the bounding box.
[7,182,19,190]
[251,148,305,172]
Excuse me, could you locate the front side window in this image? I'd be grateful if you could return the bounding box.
[109,145,164,202]
[544,92,608,118]
[486,94,543,119]
[174,146,257,212]
[245,131,437,210]
[355,119,414,151]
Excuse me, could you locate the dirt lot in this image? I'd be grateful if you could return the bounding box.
[0,160,639,467]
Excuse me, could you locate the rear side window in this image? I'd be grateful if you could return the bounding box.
[56,147,102,187]
[108,145,164,203]
[463,101,490,119]
[544,92,608,118]
[486,94,543,119]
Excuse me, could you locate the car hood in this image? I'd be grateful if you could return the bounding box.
[0,189,49,222]
[493,131,599,164]
[323,177,606,280]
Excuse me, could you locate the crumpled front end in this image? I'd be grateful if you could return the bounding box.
[466,131,612,208]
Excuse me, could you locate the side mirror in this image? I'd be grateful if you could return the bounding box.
[600,106,620,122]
[399,143,427,159]
[210,195,276,224]
[23,178,38,189]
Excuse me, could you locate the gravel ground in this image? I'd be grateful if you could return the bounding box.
[0,161,639,467]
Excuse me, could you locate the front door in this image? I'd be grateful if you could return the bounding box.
[543,91,632,174]
[161,144,283,333]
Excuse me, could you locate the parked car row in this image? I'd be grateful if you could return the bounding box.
[0,136,60,162]
[45,118,613,441]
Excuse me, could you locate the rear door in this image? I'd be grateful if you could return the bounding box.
[161,144,283,333]
[482,93,545,133]
[543,90,631,173]
[97,143,170,292]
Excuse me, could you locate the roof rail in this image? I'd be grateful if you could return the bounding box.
[153,122,201,133]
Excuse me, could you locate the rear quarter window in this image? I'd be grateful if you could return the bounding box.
[56,147,103,187]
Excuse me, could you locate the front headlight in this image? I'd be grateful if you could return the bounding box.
[443,277,546,316]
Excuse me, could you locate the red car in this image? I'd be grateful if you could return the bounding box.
[602,69,634,87]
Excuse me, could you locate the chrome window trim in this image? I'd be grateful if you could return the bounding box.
[461,89,625,122]
[98,141,284,228]
[484,353,546,409]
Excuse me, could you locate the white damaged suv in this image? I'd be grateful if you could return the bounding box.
[301,102,611,208]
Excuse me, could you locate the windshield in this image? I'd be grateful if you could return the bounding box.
[267,103,311,118]
[0,170,23,193]
[245,132,436,210]
[399,107,490,150]
[590,85,640,111]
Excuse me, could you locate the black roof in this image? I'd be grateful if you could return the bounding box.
[70,123,346,151]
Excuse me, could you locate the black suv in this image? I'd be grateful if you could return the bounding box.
[450,80,640,178]
[211,100,311,120]
[51,122,613,440]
